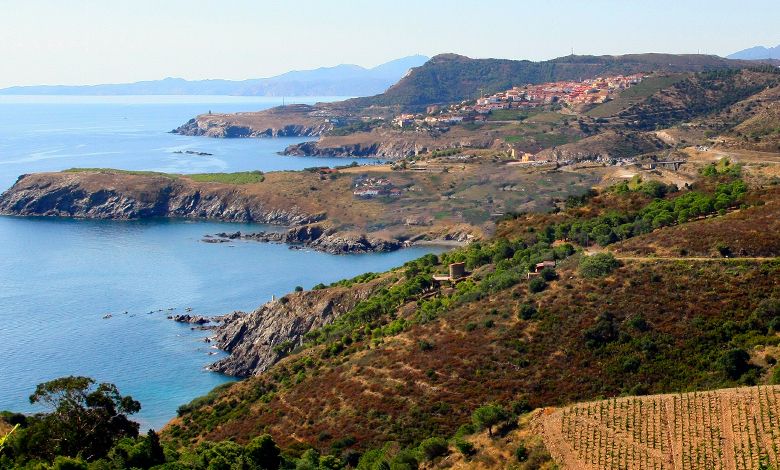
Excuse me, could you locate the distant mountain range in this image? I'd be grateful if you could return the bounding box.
[728,45,780,60]
[0,55,429,97]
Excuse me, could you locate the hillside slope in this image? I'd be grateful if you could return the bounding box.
[346,53,756,110]
[165,171,780,460]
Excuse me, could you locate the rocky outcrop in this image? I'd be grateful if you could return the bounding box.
[208,283,381,377]
[173,119,331,138]
[283,141,387,157]
[171,104,334,138]
[208,224,402,254]
[282,139,434,159]
[0,172,323,225]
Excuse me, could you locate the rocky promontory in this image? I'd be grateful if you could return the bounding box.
[171,104,334,138]
[0,171,321,225]
[206,224,402,254]
[208,281,383,377]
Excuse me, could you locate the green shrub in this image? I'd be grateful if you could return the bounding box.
[719,348,751,380]
[539,267,557,281]
[515,444,528,462]
[518,303,537,320]
[528,277,547,293]
[453,439,475,457]
[418,437,449,461]
[579,253,620,278]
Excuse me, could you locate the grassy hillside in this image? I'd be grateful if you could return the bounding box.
[344,53,753,110]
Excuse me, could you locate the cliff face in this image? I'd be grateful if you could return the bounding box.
[0,172,321,225]
[208,282,381,377]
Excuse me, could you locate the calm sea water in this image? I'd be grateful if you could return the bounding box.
[0,96,438,430]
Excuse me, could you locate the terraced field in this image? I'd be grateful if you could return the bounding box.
[537,385,780,470]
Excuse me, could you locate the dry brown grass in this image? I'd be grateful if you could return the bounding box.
[537,385,780,470]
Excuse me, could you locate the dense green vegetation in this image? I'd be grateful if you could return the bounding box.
[551,179,747,247]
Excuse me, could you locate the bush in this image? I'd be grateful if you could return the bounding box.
[294,286,304,292]
[719,348,751,380]
[511,399,532,415]
[418,437,449,461]
[528,277,547,293]
[539,267,557,281]
[453,438,475,456]
[584,313,619,348]
[515,444,528,462]
[579,253,620,278]
[518,303,537,320]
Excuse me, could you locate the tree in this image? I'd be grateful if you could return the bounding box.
[579,253,620,278]
[25,376,141,461]
[471,404,510,437]
[245,434,281,470]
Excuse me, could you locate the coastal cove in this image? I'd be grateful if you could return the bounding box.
[0,96,442,431]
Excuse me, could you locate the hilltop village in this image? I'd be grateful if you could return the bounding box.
[392,73,645,127]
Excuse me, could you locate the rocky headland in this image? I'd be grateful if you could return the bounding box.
[206,225,402,254]
[171,104,335,138]
[0,171,320,224]
[207,281,383,377]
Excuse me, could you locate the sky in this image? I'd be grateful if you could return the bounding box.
[1,0,779,88]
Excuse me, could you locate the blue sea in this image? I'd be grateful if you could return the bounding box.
[0,96,440,430]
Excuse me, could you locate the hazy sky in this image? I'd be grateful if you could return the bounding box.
[1,0,778,87]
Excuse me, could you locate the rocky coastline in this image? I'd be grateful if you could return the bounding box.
[170,104,334,138]
[173,118,330,138]
[0,171,322,225]
[203,224,402,254]
[206,283,382,377]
